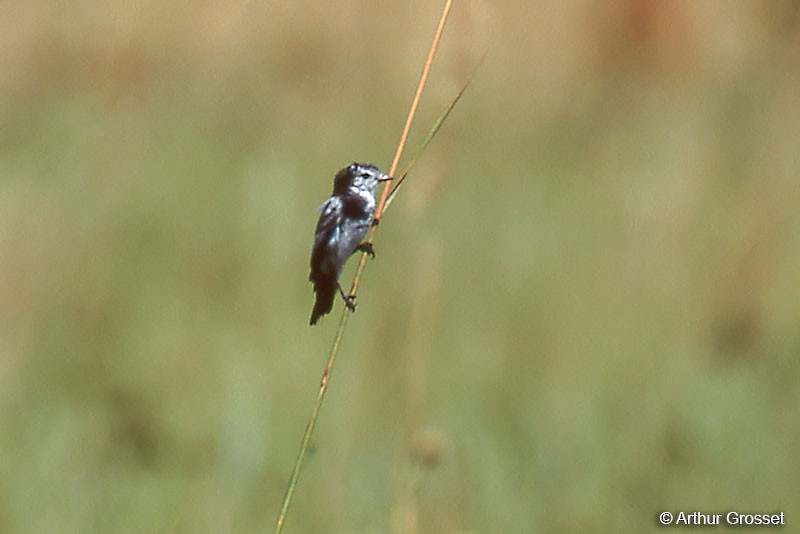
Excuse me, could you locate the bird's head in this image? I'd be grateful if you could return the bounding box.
[333,162,392,196]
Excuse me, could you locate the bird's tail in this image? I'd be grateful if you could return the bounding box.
[310,278,336,325]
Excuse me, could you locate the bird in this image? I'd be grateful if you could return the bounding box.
[309,162,392,325]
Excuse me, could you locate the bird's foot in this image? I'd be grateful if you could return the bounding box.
[357,242,376,259]
[338,283,357,312]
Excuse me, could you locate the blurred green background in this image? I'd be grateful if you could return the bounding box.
[2,1,799,532]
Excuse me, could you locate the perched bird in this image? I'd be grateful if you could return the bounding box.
[309,162,391,325]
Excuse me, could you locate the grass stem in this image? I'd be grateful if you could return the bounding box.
[275,2,454,531]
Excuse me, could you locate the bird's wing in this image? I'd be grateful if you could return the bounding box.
[314,197,342,239]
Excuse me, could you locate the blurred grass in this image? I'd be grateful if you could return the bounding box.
[2,1,800,532]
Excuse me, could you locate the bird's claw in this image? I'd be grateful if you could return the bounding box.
[337,283,357,312]
[357,242,376,259]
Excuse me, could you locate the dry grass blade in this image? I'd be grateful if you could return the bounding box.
[377,0,455,221]
[274,1,454,532]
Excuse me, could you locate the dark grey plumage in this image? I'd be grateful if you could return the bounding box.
[309,162,390,325]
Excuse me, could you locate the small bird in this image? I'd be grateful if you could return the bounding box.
[309,162,392,325]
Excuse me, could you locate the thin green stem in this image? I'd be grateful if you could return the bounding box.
[274,311,350,533]
[384,55,484,213]
[273,2,454,532]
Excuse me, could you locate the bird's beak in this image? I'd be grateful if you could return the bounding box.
[378,173,393,182]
